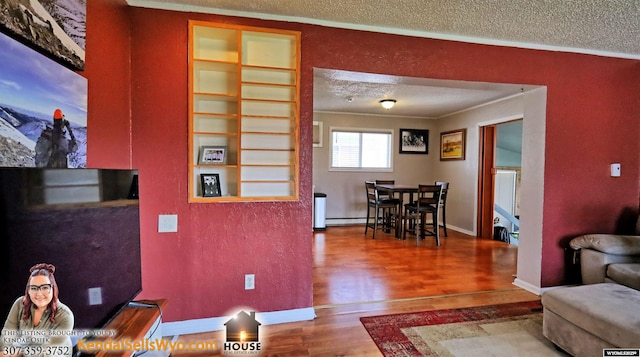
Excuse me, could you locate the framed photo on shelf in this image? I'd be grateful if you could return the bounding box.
[440,128,466,161]
[399,128,428,154]
[198,146,226,164]
[201,174,222,197]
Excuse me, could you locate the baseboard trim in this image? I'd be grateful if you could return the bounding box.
[446,224,474,236]
[512,277,577,296]
[512,278,542,295]
[161,307,316,337]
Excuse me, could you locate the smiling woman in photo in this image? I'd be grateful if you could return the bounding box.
[1,264,74,357]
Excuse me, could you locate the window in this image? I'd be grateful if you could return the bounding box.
[330,128,393,171]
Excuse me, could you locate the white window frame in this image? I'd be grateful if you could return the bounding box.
[329,127,394,172]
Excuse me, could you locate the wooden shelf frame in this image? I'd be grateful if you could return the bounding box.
[188,21,300,202]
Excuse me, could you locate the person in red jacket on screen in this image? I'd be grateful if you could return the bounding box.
[35,109,78,168]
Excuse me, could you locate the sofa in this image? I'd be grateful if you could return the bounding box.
[568,213,640,288]
[541,215,640,357]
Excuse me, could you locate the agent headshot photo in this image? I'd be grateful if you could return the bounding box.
[1,264,74,357]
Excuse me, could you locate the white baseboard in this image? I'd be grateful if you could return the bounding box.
[446,224,474,236]
[512,278,542,295]
[513,278,580,297]
[161,307,316,337]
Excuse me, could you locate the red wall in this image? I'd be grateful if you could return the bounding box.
[85,0,132,168]
[85,3,640,322]
[539,55,640,285]
[127,10,314,321]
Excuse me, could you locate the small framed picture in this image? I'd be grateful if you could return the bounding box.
[198,146,226,165]
[440,128,466,161]
[399,128,429,154]
[200,174,222,197]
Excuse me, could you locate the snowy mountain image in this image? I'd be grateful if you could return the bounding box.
[42,0,86,50]
[0,109,36,167]
[0,0,86,70]
[0,32,87,168]
[0,104,87,168]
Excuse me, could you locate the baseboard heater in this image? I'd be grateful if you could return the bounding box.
[325,217,367,226]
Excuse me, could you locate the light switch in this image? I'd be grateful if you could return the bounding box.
[610,163,621,177]
[158,214,178,232]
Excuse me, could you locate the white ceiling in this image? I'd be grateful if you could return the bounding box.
[313,68,539,118]
[128,0,639,118]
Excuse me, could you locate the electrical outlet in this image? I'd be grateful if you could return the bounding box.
[158,214,178,233]
[245,274,255,290]
[88,287,102,305]
[611,163,621,177]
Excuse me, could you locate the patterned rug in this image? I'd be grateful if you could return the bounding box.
[360,301,565,356]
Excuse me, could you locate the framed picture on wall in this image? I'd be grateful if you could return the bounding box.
[399,128,428,154]
[201,174,222,197]
[198,146,226,164]
[440,128,466,161]
[0,0,86,71]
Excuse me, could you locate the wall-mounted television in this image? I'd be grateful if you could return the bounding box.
[0,167,141,330]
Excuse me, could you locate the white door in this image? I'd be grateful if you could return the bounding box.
[494,170,517,233]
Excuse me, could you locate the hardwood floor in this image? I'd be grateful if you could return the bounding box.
[173,226,539,356]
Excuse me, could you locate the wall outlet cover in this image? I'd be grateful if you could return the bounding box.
[245,274,255,290]
[88,287,103,305]
[610,163,621,177]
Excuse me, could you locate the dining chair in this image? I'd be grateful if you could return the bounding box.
[375,180,397,230]
[365,181,400,238]
[375,180,395,199]
[402,184,443,246]
[434,181,449,237]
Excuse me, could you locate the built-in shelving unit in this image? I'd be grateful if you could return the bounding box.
[189,21,300,202]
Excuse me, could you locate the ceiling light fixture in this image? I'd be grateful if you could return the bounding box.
[379,99,396,109]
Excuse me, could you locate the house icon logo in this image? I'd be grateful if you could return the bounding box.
[223,310,262,354]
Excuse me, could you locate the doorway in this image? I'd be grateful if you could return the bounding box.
[312,69,548,294]
[477,120,523,243]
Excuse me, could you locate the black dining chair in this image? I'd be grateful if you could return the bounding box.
[375,180,398,230]
[402,184,443,246]
[434,181,449,237]
[365,181,400,238]
[375,180,395,198]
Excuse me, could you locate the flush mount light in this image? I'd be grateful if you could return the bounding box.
[379,99,396,109]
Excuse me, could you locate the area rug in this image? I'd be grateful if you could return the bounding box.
[360,301,564,356]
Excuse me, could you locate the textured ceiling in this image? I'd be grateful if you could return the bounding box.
[130,0,640,58]
[313,69,539,118]
[127,0,638,118]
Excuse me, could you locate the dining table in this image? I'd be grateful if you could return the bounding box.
[375,184,419,238]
